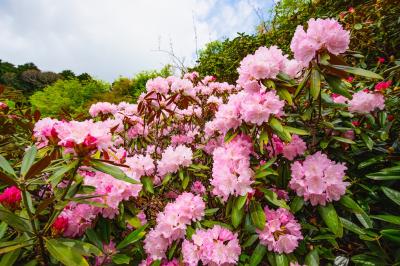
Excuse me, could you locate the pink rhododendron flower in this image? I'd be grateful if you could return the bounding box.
[51,216,68,236]
[257,207,303,254]
[33,118,60,147]
[137,211,147,225]
[290,152,349,206]
[331,93,348,104]
[191,181,206,195]
[211,135,254,201]
[95,241,117,266]
[0,102,8,110]
[146,77,169,94]
[348,90,385,113]
[240,90,285,125]
[182,225,241,266]
[144,193,205,260]
[237,46,303,93]
[83,171,142,219]
[290,18,350,65]
[157,145,193,177]
[60,202,98,237]
[55,120,112,153]
[125,154,155,180]
[0,186,21,209]
[89,102,118,117]
[269,135,307,160]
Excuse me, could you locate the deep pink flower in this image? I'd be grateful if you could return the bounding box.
[0,186,21,209]
[51,216,68,235]
[375,80,392,91]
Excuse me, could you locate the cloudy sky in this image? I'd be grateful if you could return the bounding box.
[0,0,274,81]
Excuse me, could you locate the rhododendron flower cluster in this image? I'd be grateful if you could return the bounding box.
[144,193,205,259]
[348,90,385,113]
[257,207,303,253]
[237,46,303,93]
[290,18,350,65]
[0,186,21,209]
[211,135,254,201]
[89,102,118,117]
[290,152,349,206]
[157,145,193,177]
[182,225,241,266]
[269,134,307,160]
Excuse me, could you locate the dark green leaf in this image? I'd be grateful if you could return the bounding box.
[310,68,321,100]
[283,126,310,135]
[250,201,266,230]
[290,196,304,213]
[329,65,383,79]
[0,206,31,232]
[45,239,89,266]
[381,229,400,243]
[112,254,131,265]
[0,155,16,177]
[381,187,400,206]
[318,203,343,237]
[339,217,366,235]
[21,146,37,177]
[117,224,147,249]
[305,249,319,266]
[91,160,139,185]
[370,215,400,225]
[249,244,267,266]
[324,75,352,99]
[141,176,154,194]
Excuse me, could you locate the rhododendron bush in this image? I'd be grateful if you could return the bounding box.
[0,18,399,266]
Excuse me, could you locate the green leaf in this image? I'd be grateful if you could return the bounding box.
[201,220,233,230]
[235,195,248,210]
[361,133,374,150]
[45,239,89,266]
[332,136,356,145]
[270,117,283,132]
[224,129,238,143]
[250,201,266,230]
[318,203,343,237]
[231,202,244,228]
[260,188,289,209]
[290,196,304,213]
[329,64,383,79]
[305,249,319,266]
[277,88,293,105]
[339,217,366,235]
[48,160,79,187]
[0,155,16,177]
[381,229,400,243]
[204,208,219,216]
[141,176,154,194]
[91,160,140,185]
[112,254,131,265]
[0,206,31,232]
[85,229,103,250]
[324,75,352,99]
[0,248,20,266]
[242,234,259,248]
[381,187,400,206]
[310,68,321,100]
[150,260,161,266]
[56,239,102,256]
[340,195,372,228]
[259,130,269,154]
[283,126,310,136]
[275,253,289,266]
[249,243,267,266]
[366,165,400,180]
[117,224,147,249]
[294,70,310,98]
[370,215,400,225]
[21,146,37,177]
[351,254,383,265]
[0,222,7,239]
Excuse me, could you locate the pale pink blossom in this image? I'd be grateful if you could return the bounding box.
[157,145,193,177]
[290,152,349,206]
[182,225,241,266]
[211,135,254,201]
[89,102,118,117]
[290,18,350,65]
[348,90,385,113]
[257,207,303,254]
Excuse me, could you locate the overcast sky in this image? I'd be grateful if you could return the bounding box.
[0,0,274,81]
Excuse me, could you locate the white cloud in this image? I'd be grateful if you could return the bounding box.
[0,0,273,81]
